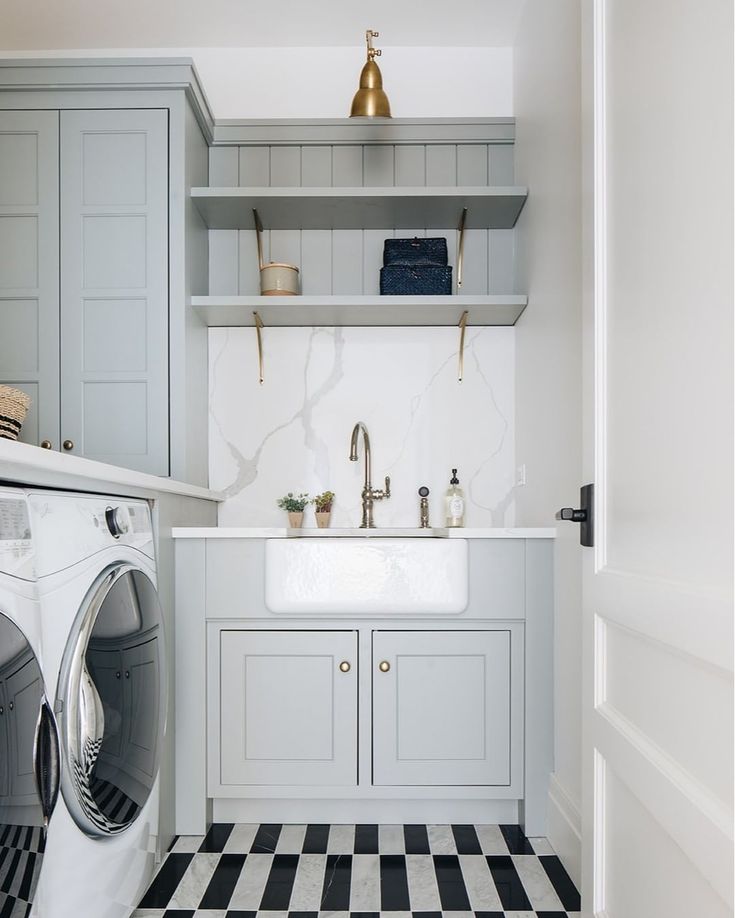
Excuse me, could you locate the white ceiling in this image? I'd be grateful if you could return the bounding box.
[0,0,525,50]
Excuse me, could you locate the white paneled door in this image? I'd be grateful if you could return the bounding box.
[581,1,733,916]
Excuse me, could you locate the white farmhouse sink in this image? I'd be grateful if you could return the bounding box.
[265,538,468,614]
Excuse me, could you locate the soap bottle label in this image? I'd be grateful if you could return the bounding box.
[449,496,464,519]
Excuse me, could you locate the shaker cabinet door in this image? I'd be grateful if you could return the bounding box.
[372,628,523,787]
[219,630,358,787]
[0,109,60,448]
[59,108,169,474]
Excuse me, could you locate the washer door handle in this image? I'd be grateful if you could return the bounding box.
[33,699,60,828]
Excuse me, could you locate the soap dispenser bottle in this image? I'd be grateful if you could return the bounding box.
[444,469,465,528]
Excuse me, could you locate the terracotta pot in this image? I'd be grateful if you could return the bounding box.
[287,511,304,528]
[315,510,331,529]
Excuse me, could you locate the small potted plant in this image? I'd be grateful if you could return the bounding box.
[277,492,310,528]
[312,491,335,528]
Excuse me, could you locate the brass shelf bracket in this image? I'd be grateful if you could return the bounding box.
[458,309,469,382]
[253,311,265,385]
[456,206,468,291]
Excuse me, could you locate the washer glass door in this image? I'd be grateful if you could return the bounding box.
[58,565,165,837]
[0,610,58,915]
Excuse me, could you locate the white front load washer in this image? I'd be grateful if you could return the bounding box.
[28,491,166,918]
[0,487,59,918]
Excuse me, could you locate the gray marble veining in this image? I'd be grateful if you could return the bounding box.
[209,327,516,529]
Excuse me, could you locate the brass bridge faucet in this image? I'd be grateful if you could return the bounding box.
[349,421,390,529]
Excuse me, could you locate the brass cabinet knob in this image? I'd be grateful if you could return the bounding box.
[62,439,74,451]
[339,661,351,673]
[379,660,391,672]
[40,439,52,449]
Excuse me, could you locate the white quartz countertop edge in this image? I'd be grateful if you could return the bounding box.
[171,526,557,538]
[0,440,223,502]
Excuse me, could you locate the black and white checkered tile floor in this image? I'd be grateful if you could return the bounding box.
[0,824,45,918]
[135,823,580,918]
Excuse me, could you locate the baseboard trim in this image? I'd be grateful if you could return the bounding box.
[547,774,582,890]
[213,798,519,824]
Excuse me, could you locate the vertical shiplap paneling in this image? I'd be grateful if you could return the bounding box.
[332,231,363,293]
[269,148,301,271]
[301,231,333,294]
[457,144,489,294]
[488,229,516,293]
[300,146,333,293]
[239,146,270,186]
[486,145,515,292]
[238,146,271,293]
[269,146,301,186]
[363,145,395,187]
[394,145,426,187]
[301,146,332,186]
[332,146,363,292]
[208,146,238,186]
[489,144,515,185]
[363,229,385,295]
[458,228,488,294]
[332,145,363,186]
[209,230,239,295]
[208,138,514,298]
[425,145,457,186]
[208,148,239,293]
[457,145,488,185]
[238,231,260,294]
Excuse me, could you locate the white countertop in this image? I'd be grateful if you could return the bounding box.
[171,526,556,539]
[0,440,223,502]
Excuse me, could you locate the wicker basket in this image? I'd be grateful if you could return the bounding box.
[0,386,30,441]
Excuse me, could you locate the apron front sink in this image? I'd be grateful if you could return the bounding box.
[265,537,469,614]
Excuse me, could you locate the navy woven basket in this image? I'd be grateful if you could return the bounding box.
[383,237,448,267]
[380,265,452,296]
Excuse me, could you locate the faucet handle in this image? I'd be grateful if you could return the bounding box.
[384,476,391,498]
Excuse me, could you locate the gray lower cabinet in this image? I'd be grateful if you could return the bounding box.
[219,630,358,787]
[372,629,523,787]
[214,626,522,792]
[0,107,169,474]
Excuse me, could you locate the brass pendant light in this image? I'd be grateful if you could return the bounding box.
[350,30,392,118]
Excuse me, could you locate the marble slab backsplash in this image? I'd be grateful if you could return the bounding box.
[209,327,515,528]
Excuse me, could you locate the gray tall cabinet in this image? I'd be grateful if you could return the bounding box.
[0,60,212,483]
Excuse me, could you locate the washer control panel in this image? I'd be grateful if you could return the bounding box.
[0,491,35,580]
[27,492,154,577]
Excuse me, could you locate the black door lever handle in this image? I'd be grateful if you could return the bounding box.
[555,484,594,547]
[556,507,587,522]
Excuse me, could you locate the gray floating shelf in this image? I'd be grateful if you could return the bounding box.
[190,295,528,328]
[190,186,528,231]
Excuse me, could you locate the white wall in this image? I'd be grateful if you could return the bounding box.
[209,326,515,528]
[0,47,513,118]
[513,0,583,885]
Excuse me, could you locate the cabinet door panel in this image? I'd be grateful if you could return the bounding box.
[0,110,59,447]
[373,629,523,786]
[220,630,357,786]
[60,109,168,474]
[6,658,42,800]
[123,639,159,778]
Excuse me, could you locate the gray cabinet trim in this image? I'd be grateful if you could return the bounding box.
[0,58,215,143]
[213,117,516,146]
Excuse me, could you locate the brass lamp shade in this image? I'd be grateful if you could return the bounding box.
[350,30,392,118]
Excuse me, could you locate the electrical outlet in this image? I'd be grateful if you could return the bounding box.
[516,464,527,487]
